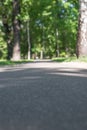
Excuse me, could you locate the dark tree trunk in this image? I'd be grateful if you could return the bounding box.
[76,0,87,58]
[55,28,59,57]
[55,0,59,57]
[27,20,31,60]
[2,17,13,60]
[12,0,21,61]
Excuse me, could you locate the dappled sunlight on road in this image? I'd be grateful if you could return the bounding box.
[48,68,87,77]
[0,62,87,130]
[50,72,87,77]
[0,76,41,81]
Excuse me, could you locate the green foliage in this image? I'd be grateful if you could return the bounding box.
[0,32,7,59]
[52,57,77,62]
[60,52,66,57]
[52,56,87,63]
[0,0,79,60]
[0,59,33,66]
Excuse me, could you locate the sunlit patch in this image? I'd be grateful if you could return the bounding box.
[49,72,87,77]
[0,76,41,81]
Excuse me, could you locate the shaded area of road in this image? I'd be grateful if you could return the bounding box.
[0,62,87,130]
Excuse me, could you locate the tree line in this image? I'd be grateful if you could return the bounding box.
[0,0,86,61]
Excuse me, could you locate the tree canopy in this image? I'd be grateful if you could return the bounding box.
[0,0,79,60]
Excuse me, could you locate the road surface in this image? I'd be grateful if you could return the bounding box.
[0,61,87,130]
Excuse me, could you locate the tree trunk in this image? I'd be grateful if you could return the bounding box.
[40,26,44,59]
[55,28,59,57]
[27,20,31,60]
[12,0,21,61]
[55,0,59,57]
[76,0,87,58]
[2,16,13,60]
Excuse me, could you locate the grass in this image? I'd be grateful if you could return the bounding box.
[52,56,87,62]
[0,59,33,66]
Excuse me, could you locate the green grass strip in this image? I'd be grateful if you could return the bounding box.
[52,56,87,62]
[0,60,33,66]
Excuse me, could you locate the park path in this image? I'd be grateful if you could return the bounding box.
[0,61,87,130]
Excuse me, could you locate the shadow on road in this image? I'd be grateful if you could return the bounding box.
[0,63,87,130]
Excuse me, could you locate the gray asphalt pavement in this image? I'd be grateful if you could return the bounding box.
[0,61,87,130]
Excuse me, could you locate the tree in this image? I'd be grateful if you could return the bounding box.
[76,0,87,58]
[0,0,79,60]
[12,0,21,61]
[27,20,31,60]
[1,0,13,60]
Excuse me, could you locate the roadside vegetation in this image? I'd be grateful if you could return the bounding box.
[52,57,87,62]
[0,60,33,66]
[0,1,87,64]
[1,56,87,66]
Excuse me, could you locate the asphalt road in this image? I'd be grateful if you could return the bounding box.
[0,61,87,130]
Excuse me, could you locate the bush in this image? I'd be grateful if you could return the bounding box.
[59,52,66,57]
[0,38,7,59]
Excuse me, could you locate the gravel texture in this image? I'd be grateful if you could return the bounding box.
[0,61,87,130]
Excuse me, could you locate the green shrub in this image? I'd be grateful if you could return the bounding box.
[0,37,7,59]
[59,52,66,57]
